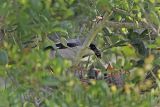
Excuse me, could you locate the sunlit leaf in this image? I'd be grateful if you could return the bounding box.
[150,11,160,26]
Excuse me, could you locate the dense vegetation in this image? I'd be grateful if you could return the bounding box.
[0,0,160,107]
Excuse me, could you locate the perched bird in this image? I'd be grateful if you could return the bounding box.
[44,38,101,62]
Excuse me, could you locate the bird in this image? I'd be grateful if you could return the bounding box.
[44,38,101,62]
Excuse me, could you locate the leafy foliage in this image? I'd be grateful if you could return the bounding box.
[0,0,160,107]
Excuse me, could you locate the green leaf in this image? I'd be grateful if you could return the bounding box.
[42,76,60,86]
[156,37,160,45]
[149,0,155,4]
[150,11,160,26]
[121,46,135,57]
[148,44,157,49]
[0,50,8,65]
[0,90,9,107]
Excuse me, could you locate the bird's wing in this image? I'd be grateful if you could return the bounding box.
[48,33,60,42]
[56,46,94,61]
[57,48,76,61]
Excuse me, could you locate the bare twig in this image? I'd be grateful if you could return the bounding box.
[112,8,129,16]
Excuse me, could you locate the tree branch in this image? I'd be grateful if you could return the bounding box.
[112,8,129,16]
[105,21,149,29]
[74,12,111,65]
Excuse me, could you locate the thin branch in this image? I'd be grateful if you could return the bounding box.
[105,21,149,29]
[112,8,129,16]
[74,12,111,65]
